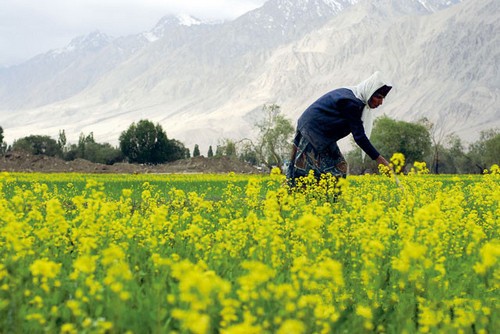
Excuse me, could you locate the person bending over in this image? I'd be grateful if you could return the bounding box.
[287,71,392,185]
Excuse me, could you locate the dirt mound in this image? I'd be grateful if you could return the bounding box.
[0,151,265,174]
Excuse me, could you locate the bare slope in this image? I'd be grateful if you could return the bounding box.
[1,0,497,153]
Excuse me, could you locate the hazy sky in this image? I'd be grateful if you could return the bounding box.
[0,0,266,67]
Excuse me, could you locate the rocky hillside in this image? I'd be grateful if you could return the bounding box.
[1,0,497,154]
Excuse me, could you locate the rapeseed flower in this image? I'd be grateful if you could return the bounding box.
[25,312,46,325]
[473,241,500,275]
[392,241,427,273]
[276,319,306,334]
[101,244,126,265]
[409,161,429,175]
[390,153,405,174]
[73,255,97,275]
[30,259,61,280]
[0,172,498,333]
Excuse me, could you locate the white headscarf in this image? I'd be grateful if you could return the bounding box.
[348,71,391,159]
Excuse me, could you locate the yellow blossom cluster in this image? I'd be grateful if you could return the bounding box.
[390,152,406,174]
[0,168,498,333]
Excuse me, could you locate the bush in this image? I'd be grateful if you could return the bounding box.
[12,135,62,157]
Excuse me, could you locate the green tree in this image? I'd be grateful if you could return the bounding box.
[62,132,123,164]
[427,143,456,174]
[468,129,500,172]
[215,145,224,157]
[12,135,62,157]
[418,117,450,174]
[238,140,259,165]
[254,104,294,169]
[225,140,237,157]
[207,146,214,157]
[445,135,472,173]
[425,134,474,174]
[346,116,433,174]
[120,120,166,163]
[0,126,5,155]
[58,129,67,151]
[168,139,190,161]
[217,138,237,157]
[77,132,95,158]
[82,142,124,165]
[119,120,187,164]
[370,116,432,168]
[193,144,200,157]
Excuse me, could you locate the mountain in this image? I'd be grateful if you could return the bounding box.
[0,0,498,155]
[0,15,208,110]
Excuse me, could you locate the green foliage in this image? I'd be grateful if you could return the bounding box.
[119,120,188,164]
[78,132,95,158]
[215,145,224,157]
[12,135,62,157]
[468,129,500,172]
[0,126,5,155]
[57,129,67,149]
[119,120,166,163]
[370,115,432,166]
[254,104,294,169]
[426,134,472,174]
[225,140,237,157]
[425,130,499,174]
[216,139,237,157]
[62,132,124,165]
[193,144,200,157]
[86,142,123,165]
[347,118,498,174]
[207,146,214,158]
[238,141,259,165]
[168,139,190,161]
[346,116,432,174]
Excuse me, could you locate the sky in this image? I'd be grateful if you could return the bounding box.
[0,0,267,67]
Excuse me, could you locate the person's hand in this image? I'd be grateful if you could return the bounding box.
[376,155,392,177]
[375,155,389,167]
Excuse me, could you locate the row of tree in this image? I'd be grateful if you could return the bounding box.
[0,120,189,165]
[197,106,499,174]
[0,105,293,169]
[0,105,498,174]
[346,116,499,174]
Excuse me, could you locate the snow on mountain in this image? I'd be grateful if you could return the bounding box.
[143,14,207,42]
[238,0,357,44]
[416,0,462,11]
[0,0,497,156]
[56,31,113,53]
[0,14,211,111]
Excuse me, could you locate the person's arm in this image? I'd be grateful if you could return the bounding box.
[348,118,380,160]
[336,102,378,161]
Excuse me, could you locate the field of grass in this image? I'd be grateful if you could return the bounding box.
[0,166,498,333]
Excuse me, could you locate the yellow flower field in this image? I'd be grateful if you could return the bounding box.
[0,165,498,333]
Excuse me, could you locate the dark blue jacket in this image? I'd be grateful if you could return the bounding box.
[297,88,380,160]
